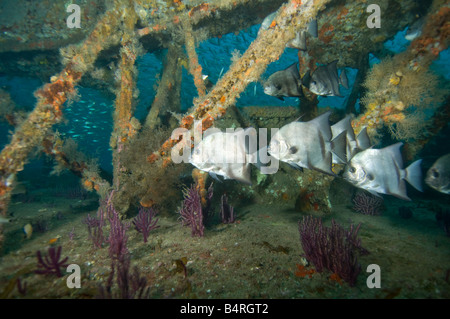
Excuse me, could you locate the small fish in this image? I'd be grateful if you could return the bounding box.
[268,111,347,175]
[343,143,423,200]
[0,216,12,224]
[405,16,425,41]
[425,154,450,194]
[23,223,33,239]
[189,128,258,184]
[263,63,302,100]
[302,60,349,97]
[331,115,371,163]
[260,11,277,30]
[202,74,214,92]
[48,235,61,245]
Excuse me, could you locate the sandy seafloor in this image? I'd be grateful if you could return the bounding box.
[0,183,449,299]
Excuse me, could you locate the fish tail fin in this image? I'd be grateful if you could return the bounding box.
[340,69,349,89]
[331,131,348,163]
[405,159,423,192]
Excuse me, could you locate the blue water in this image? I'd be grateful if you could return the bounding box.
[1,25,449,174]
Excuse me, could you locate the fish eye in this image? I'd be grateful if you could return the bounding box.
[367,174,374,181]
[349,166,356,173]
[432,169,439,178]
[289,146,298,154]
[312,81,316,85]
[275,84,282,90]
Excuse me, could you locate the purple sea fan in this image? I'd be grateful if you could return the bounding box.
[133,207,159,243]
[298,216,368,286]
[82,209,105,248]
[352,190,384,216]
[220,194,236,224]
[179,183,205,237]
[107,203,130,262]
[35,246,69,277]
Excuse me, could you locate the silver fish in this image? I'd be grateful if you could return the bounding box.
[189,128,257,184]
[425,153,450,194]
[268,111,347,175]
[263,63,302,100]
[302,60,349,97]
[331,115,371,164]
[287,19,318,51]
[405,16,425,41]
[260,11,277,31]
[343,143,423,200]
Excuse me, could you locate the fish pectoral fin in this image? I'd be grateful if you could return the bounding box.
[277,96,285,101]
[288,162,304,171]
[312,111,332,141]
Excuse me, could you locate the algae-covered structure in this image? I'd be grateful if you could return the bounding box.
[0,0,448,300]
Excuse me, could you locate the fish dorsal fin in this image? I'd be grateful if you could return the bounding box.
[356,127,371,150]
[330,130,348,163]
[405,159,423,192]
[327,60,339,78]
[310,111,332,141]
[286,63,300,81]
[384,142,404,168]
[331,115,355,140]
